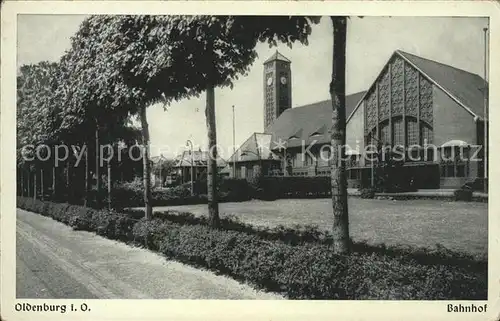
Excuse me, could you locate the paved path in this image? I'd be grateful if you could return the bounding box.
[16,209,282,299]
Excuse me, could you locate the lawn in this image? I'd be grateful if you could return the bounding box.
[150,198,488,258]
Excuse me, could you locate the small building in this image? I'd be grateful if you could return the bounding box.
[227,133,282,180]
[150,154,170,188]
[173,150,226,184]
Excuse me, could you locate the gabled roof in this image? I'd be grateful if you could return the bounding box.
[397,50,487,119]
[265,91,366,149]
[150,154,169,164]
[348,50,487,122]
[174,150,226,167]
[264,50,291,64]
[227,133,281,163]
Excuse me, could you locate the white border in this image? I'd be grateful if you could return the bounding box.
[2,2,500,321]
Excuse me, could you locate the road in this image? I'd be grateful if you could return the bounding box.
[16,209,282,299]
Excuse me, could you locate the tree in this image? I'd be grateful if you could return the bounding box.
[152,157,175,186]
[329,16,349,254]
[68,15,319,224]
[57,17,137,207]
[164,15,320,228]
[17,62,63,201]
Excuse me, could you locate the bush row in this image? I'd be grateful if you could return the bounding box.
[124,208,487,265]
[17,197,487,300]
[17,197,137,242]
[120,177,335,204]
[109,178,252,209]
[67,176,483,210]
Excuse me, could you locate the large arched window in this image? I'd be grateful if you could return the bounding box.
[366,116,433,148]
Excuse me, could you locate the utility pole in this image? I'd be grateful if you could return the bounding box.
[232,105,236,178]
[159,155,163,188]
[483,27,489,193]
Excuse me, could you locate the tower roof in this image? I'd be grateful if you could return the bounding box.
[264,50,291,64]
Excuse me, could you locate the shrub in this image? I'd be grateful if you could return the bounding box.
[257,177,330,199]
[454,189,473,202]
[359,187,376,199]
[17,197,487,300]
[151,224,486,300]
[462,178,486,192]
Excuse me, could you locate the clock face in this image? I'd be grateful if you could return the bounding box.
[280,76,287,85]
[267,76,273,86]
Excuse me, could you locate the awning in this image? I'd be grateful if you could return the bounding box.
[441,140,469,147]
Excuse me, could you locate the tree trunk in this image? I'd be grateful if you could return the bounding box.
[65,157,70,202]
[95,124,101,208]
[20,169,24,196]
[66,159,70,187]
[84,146,90,207]
[41,168,44,201]
[52,165,56,199]
[34,169,37,200]
[206,85,220,229]
[139,105,153,219]
[27,171,31,198]
[108,159,112,211]
[329,16,350,254]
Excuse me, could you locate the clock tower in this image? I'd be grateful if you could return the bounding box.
[263,51,292,131]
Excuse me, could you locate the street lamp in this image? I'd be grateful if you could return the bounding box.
[186,140,194,196]
[232,105,236,178]
[159,154,163,188]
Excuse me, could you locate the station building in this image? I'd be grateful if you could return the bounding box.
[227,50,488,189]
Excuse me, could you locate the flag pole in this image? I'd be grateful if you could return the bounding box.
[232,105,236,178]
[483,27,488,193]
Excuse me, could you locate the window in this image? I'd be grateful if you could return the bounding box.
[393,118,404,147]
[422,148,435,162]
[447,165,455,177]
[441,146,463,162]
[421,126,433,145]
[440,145,470,178]
[294,152,303,167]
[318,148,330,167]
[304,153,314,167]
[441,163,468,178]
[442,147,452,161]
[407,119,419,146]
[380,122,390,145]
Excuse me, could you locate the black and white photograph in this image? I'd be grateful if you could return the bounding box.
[1,1,498,320]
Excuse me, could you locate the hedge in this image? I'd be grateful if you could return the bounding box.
[258,176,331,199]
[108,178,252,209]
[124,209,487,265]
[454,189,473,202]
[17,197,487,300]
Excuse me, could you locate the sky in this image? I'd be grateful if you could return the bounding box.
[17,15,489,159]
